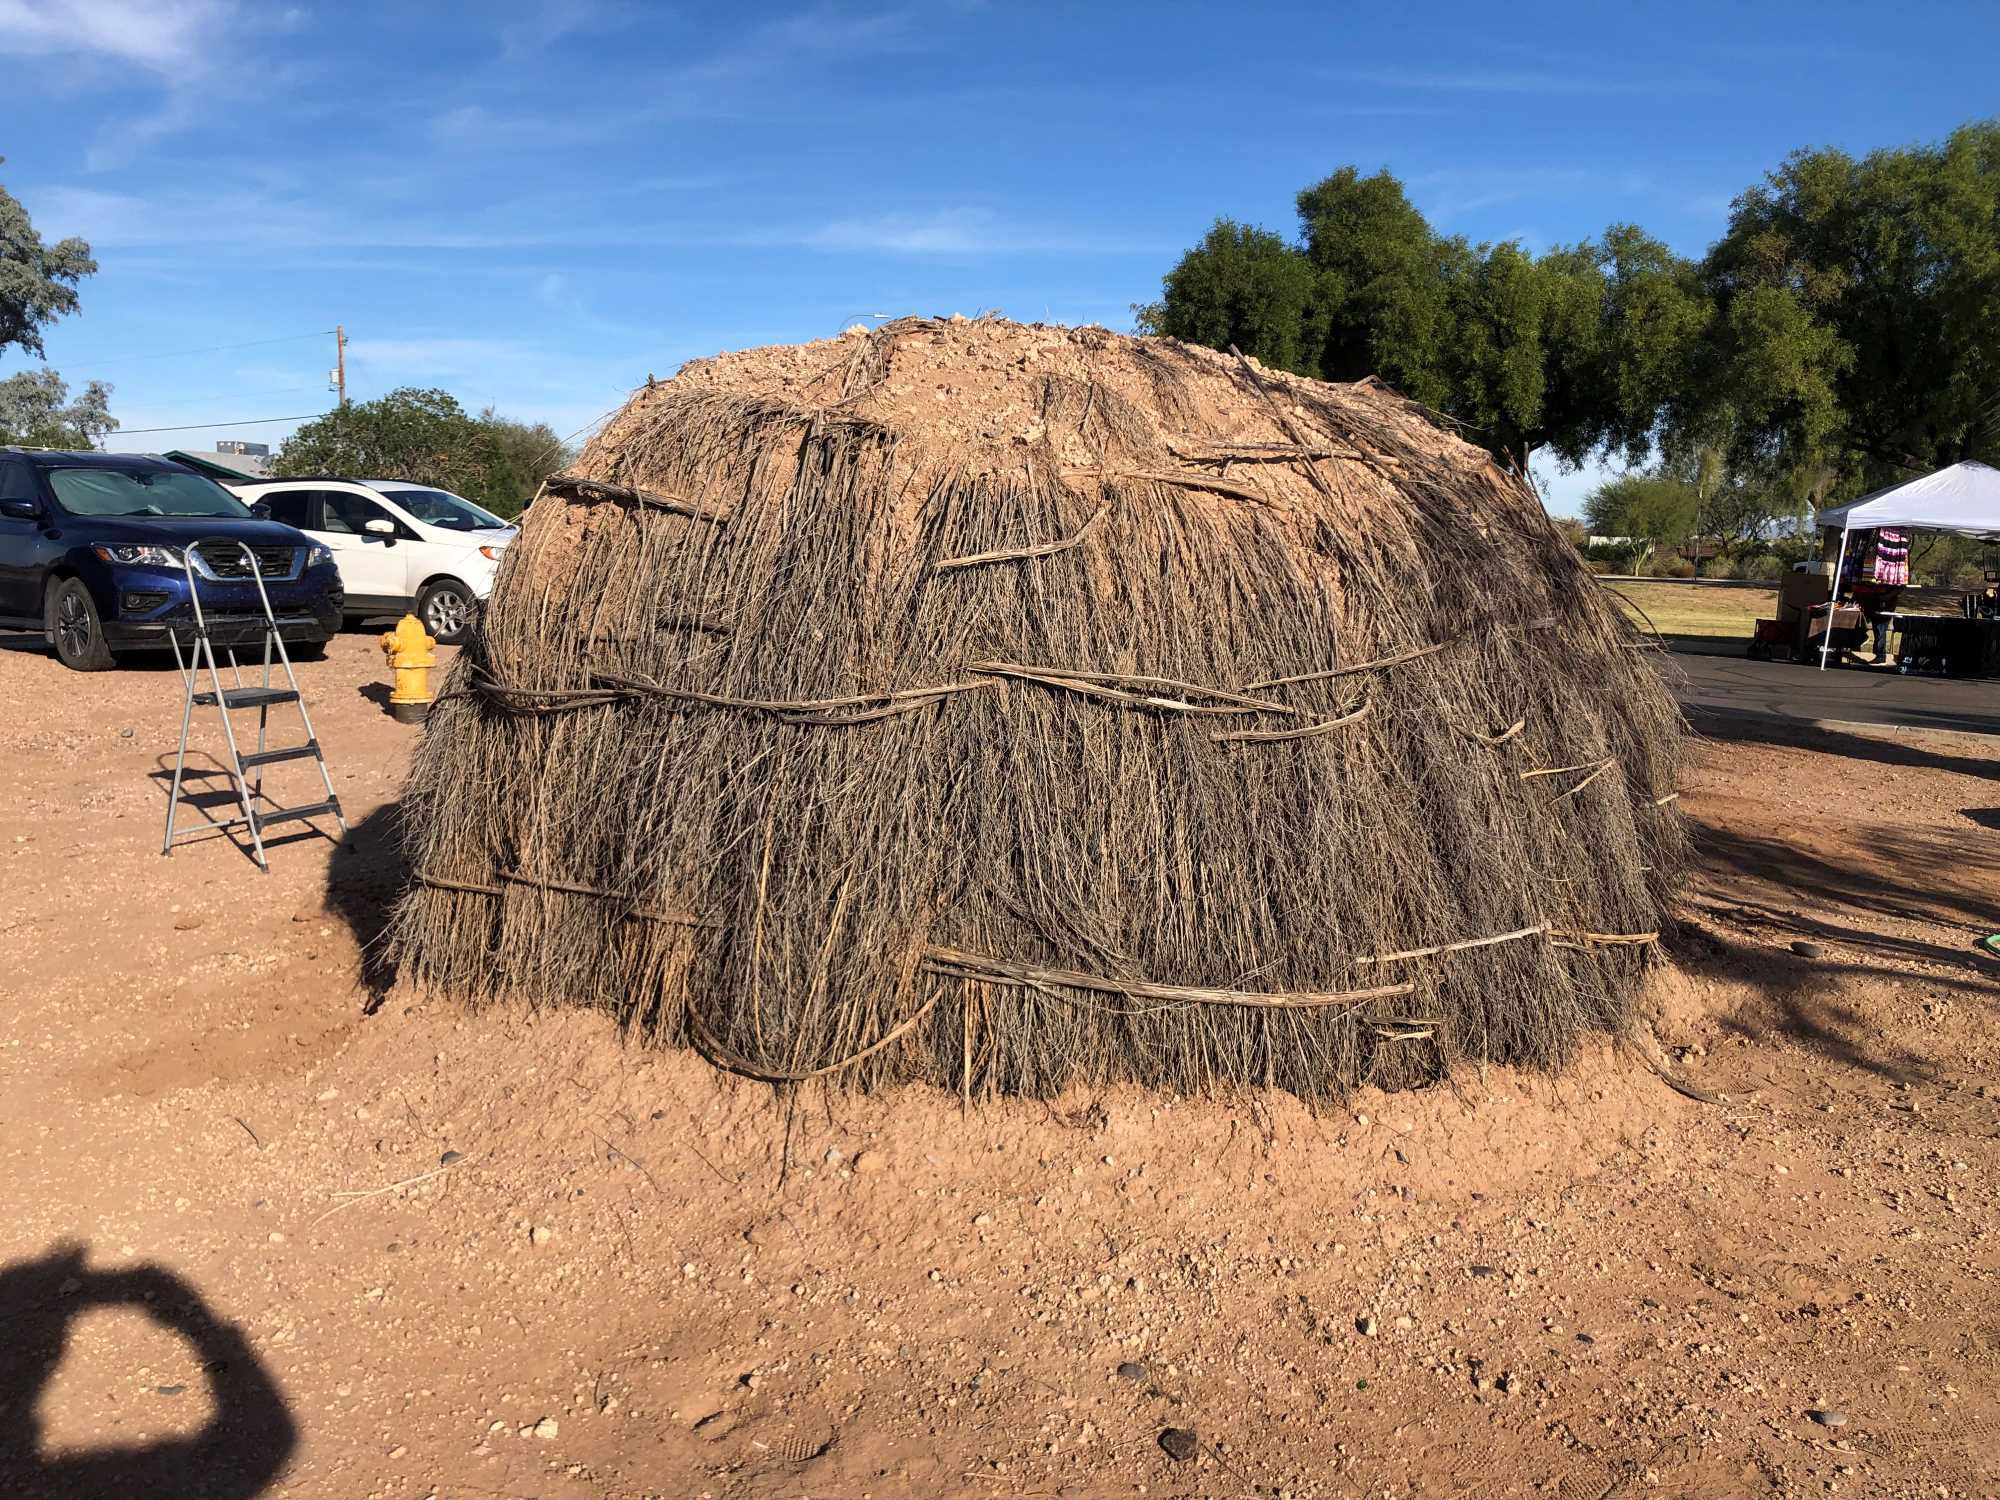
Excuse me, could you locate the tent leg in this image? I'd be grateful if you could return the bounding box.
[1818,525,1853,671]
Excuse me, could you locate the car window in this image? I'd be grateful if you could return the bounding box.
[381,487,508,531]
[0,460,39,508]
[320,491,397,535]
[47,467,251,518]
[257,490,319,529]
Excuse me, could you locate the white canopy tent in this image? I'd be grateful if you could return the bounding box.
[1810,460,2000,669]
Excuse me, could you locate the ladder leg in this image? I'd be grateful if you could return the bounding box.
[253,701,270,803]
[162,633,198,856]
[204,636,268,873]
[286,629,346,834]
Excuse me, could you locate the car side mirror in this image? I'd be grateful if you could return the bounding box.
[0,498,37,520]
[363,518,395,537]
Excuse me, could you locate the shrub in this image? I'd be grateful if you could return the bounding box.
[1741,554,1785,581]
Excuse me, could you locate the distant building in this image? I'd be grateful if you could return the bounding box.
[164,447,272,480]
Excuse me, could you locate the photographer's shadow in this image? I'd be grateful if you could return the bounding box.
[0,1243,296,1499]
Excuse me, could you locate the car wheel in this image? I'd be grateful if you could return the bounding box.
[290,639,329,661]
[416,579,477,644]
[45,577,116,672]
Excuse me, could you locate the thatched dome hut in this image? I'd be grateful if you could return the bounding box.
[389,317,1685,1098]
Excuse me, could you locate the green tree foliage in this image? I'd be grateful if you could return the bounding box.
[274,388,568,518]
[1,168,107,447]
[1146,125,2000,501]
[475,408,576,519]
[1296,168,1466,410]
[1140,221,1319,374]
[1,165,96,361]
[1581,473,1700,549]
[1698,122,2000,483]
[1146,170,1706,472]
[275,388,499,494]
[0,369,116,448]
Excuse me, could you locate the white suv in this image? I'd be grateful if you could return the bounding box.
[229,478,516,643]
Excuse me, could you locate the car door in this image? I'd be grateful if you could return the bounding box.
[0,459,49,620]
[314,489,416,609]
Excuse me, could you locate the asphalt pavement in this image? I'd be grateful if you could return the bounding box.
[1664,642,2000,737]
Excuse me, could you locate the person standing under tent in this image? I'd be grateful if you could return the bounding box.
[1843,527,1909,664]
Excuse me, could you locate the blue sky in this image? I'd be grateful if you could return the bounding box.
[4,0,1997,513]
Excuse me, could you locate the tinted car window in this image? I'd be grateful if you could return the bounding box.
[47,467,251,518]
[1,460,40,506]
[320,491,396,535]
[384,488,507,531]
[258,490,319,529]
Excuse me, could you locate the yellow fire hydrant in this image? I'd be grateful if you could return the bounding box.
[380,614,437,724]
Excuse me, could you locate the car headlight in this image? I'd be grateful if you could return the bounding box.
[92,543,183,567]
[308,544,335,568]
[478,544,507,561]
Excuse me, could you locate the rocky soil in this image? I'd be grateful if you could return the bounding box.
[0,632,1995,1498]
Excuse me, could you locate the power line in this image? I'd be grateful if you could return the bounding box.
[110,412,332,436]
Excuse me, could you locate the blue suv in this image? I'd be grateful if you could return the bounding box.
[0,449,343,671]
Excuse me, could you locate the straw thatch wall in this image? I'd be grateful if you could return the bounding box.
[387,317,1685,1098]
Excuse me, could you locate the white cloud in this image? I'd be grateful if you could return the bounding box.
[497,0,634,59]
[806,208,1001,255]
[0,0,228,69]
[1321,66,1701,97]
[798,207,1151,257]
[1406,167,1657,229]
[0,0,305,167]
[31,184,575,254]
[345,337,540,378]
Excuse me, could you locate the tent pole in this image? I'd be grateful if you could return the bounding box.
[1819,524,1853,671]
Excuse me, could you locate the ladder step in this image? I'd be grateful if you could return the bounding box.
[251,797,341,832]
[193,686,300,709]
[238,741,320,770]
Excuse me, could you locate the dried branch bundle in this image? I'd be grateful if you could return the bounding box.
[387,317,1687,1099]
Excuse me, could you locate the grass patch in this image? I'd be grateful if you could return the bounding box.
[1598,580,1774,640]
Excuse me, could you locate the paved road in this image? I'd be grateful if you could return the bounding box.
[1665,646,2000,737]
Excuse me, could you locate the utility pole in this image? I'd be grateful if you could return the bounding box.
[330,325,348,408]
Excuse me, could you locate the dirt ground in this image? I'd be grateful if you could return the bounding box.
[1,631,1996,1500]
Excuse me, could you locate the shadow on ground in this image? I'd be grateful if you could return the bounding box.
[148,755,344,872]
[0,1244,296,1499]
[1691,709,1999,781]
[1670,796,2000,1084]
[325,801,406,1012]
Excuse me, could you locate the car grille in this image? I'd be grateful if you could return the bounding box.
[197,542,299,581]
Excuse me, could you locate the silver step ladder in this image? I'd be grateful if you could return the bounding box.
[162,538,345,873]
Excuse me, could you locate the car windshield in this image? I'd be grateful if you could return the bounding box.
[48,467,252,519]
[384,487,508,531]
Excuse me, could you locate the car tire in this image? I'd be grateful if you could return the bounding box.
[416,578,477,644]
[45,577,117,672]
[290,640,329,661]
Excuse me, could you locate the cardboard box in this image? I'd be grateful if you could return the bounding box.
[1777,569,1832,623]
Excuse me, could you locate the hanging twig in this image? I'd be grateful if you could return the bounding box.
[1550,759,1618,802]
[1355,924,1551,965]
[546,473,731,522]
[935,506,1107,571]
[924,946,1414,1013]
[1244,640,1451,691]
[1062,467,1275,506]
[1213,695,1370,744]
[969,662,1272,716]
